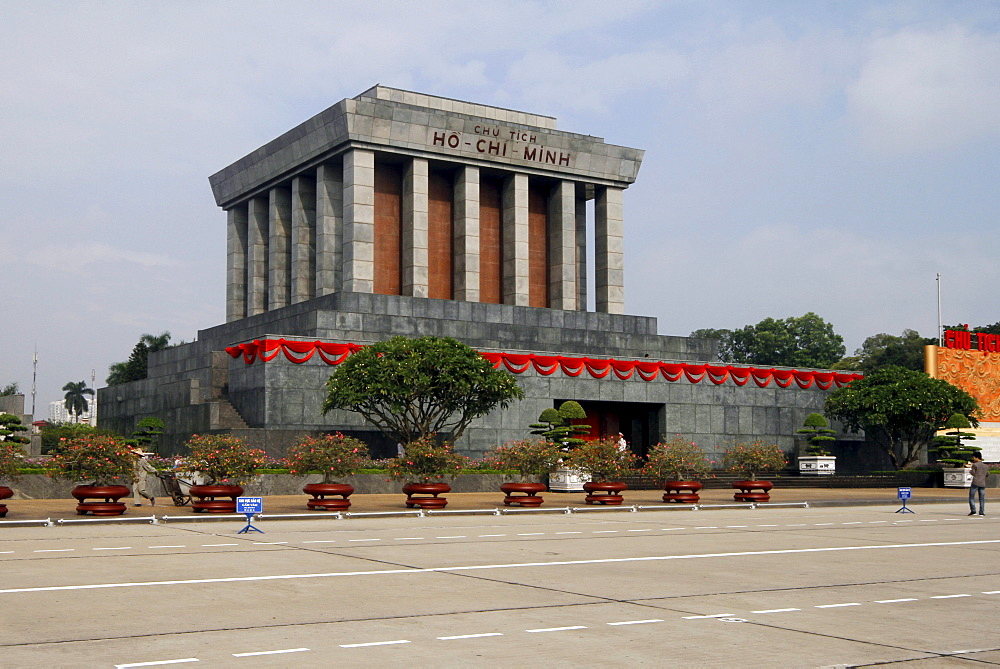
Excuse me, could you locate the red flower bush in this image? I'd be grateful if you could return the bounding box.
[287,433,369,483]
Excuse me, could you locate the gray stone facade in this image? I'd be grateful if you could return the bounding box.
[98,86,852,463]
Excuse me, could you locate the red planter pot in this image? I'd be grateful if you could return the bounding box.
[402,482,450,509]
[0,485,13,518]
[662,480,703,504]
[583,481,627,506]
[71,484,130,516]
[500,481,546,507]
[304,482,354,511]
[190,484,244,513]
[732,480,774,503]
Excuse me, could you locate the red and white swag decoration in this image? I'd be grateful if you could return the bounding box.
[226,338,862,390]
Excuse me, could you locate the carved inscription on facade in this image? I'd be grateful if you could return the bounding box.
[428,125,573,168]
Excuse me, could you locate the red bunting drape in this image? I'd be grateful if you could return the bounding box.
[226,338,863,389]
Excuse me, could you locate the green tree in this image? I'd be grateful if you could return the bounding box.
[106,332,174,385]
[1,382,20,396]
[929,413,978,467]
[62,380,95,423]
[529,400,590,448]
[847,329,935,373]
[127,416,165,453]
[0,413,29,445]
[797,413,836,456]
[322,336,524,446]
[825,366,979,470]
[693,313,845,368]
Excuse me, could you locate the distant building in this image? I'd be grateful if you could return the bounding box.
[49,400,91,424]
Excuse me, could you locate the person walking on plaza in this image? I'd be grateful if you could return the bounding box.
[131,447,157,507]
[969,452,988,517]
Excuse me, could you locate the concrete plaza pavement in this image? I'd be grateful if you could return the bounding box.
[1,488,997,667]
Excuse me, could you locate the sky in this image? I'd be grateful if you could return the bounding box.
[1,0,998,418]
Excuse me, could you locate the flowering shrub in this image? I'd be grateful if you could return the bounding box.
[0,440,27,483]
[287,433,369,483]
[45,434,135,485]
[180,434,268,485]
[384,436,467,482]
[565,437,637,482]
[484,439,562,481]
[643,437,713,482]
[723,439,788,480]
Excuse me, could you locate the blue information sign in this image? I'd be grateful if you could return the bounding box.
[897,487,912,500]
[236,496,263,514]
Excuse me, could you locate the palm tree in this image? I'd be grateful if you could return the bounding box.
[140,332,172,352]
[62,381,95,423]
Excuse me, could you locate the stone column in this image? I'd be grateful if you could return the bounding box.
[575,187,588,311]
[226,204,248,322]
[291,175,316,304]
[453,165,480,302]
[343,149,375,293]
[547,180,576,311]
[595,186,624,314]
[268,186,292,310]
[402,157,429,298]
[502,173,529,306]
[246,196,269,316]
[315,162,343,296]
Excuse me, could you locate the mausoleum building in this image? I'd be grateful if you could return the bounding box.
[99,86,860,459]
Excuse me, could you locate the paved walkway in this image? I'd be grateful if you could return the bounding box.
[0,486,972,522]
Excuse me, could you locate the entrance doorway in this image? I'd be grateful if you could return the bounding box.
[559,400,663,459]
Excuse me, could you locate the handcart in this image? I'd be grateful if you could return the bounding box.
[155,471,197,506]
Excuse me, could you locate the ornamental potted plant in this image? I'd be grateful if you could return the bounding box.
[931,413,978,488]
[287,433,369,510]
[484,438,562,507]
[45,434,136,516]
[385,436,467,509]
[723,439,788,503]
[796,413,837,476]
[180,434,267,513]
[564,436,637,505]
[0,413,29,517]
[643,436,712,504]
[530,401,592,492]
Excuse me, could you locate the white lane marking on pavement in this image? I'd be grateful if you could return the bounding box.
[725,525,748,528]
[437,536,466,539]
[526,626,587,633]
[393,537,424,541]
[897,520,914,523]
[919,520,939,522]
[340,640,410,648]
[593,530,618,534]
[149,545,186,549]
[931,594,970,599]
[752,608,800,614]
[683,613,733,619]
[628,529,653,532]
[816,603,861,608]
[982,591,1000,594]
[9,539,1000,595]
[841,522,862,525]
[694,526,718,530]
[517,533,545,536]
[201,543,238,547]
[116,659,198,668]
[662,527,684,531]
[35,549,74,553]
[607,619,663,625]
[875,598,918,603]
[786,524,807,526]
[556,532,582,535]
[232,648,309,657]
[869,521,888,524]
[348,539,380,542]
[757,524,777,527]
[252,542,288,545]
[302,540,337,544]
[94,547,132,551]
[0,551,13,554]
[438,633,503,640]
[814,523,834,526]
[479,534,506,537]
